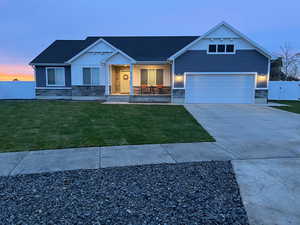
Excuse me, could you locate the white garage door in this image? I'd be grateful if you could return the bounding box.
[185,74,255,104]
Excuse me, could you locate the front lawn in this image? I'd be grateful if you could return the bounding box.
[0,101,214,152]
[271,100,300,114]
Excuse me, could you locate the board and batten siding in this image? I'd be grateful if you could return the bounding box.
[174,50,269,76]
[35,66,71,87]
[70,40,132,86]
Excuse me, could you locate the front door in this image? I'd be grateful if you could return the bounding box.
[119,71,130,94]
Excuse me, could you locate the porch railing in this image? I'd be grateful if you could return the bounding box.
[133,86,171,95]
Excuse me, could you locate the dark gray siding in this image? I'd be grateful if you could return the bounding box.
[35,66,46,87]
[35,66,71,87]
[174,50,269,75]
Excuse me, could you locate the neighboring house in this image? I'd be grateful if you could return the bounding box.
[30,22,271,104]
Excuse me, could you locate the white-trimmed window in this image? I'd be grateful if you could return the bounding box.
[208,44,235,54]
[140,69,164,86]
[46,67,65,86]
[83,67,100,85]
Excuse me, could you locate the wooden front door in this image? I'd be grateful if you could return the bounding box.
[119,71,130,94]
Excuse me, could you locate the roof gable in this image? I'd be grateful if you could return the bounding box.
[168,21,272,60]
[66,38,136,63]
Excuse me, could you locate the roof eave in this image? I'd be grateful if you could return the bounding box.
[29,63,70,66]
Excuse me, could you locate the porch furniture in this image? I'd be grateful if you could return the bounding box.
[140,85,151,95]
[149,86,156,94]
[156,85,163,94]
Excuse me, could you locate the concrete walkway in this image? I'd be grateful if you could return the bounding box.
[1,140,300,176]
[0,142,234,176]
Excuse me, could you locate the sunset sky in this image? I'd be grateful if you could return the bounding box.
[1,0,300,81]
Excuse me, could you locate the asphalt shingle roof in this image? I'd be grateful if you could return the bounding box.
[30,36,199,64]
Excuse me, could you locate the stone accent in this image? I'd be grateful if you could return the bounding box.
[172,89,185,104]
[172,89,185,98]
[255,89,268,104]
[36,88,72,97]
[255,89,268,99]
[72,86,105,96]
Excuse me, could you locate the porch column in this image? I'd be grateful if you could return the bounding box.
[129,64,133,95]
[105,63,110,95]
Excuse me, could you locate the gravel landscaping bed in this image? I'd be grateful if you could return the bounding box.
[0,161,249,225]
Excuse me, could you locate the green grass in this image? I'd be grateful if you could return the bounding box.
[271,100,300,114]
[0,100,214,152]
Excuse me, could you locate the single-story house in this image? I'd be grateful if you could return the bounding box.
[30,21,271,104]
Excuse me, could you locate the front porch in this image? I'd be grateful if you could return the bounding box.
[108,64,172,102]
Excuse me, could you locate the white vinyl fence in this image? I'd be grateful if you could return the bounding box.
[0,81,35,99]
[268,81,300,100]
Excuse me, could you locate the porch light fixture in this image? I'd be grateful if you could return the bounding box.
[256,75,267,89]
[257,75,266,81]
[175,75,184,82]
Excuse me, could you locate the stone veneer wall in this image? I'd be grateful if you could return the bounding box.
[71,86,105,96]
[172,89,268,104]
[36,86,105,99]
[255,89,268,104]
[36,88,72,97]
[172,89,185,103]
[255,89,268,99]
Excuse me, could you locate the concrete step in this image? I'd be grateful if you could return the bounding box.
[107,95,130,102]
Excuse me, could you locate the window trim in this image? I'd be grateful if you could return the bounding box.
[207,44,236,55]
[46,67,66,87]
[82,67,100,86]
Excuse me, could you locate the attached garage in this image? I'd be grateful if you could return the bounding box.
[185,73,256,104]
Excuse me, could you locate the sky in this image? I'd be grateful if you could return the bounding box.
[0,0,300,81]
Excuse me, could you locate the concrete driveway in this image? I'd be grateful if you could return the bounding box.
[185,104,300,159]
[185,104,300,225]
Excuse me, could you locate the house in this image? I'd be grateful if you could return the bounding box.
[30,22,271,104]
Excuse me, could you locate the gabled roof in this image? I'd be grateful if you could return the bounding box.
[30,22,272,65]
[30,39,97,64]
[30,36,199,64]
[168,21,272,60]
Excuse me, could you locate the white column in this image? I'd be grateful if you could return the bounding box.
[104,63,110,95]
[129,64,133,95]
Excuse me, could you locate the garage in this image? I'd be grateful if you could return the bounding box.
[185,73,255,104]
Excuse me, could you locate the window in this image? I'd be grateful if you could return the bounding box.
[217,44,225,53]
[173,74,184,89]
[226,44,234,53]
[140,69,164,86]
[83,68,100,85]
[46,68,65,86]
[208,44,217,53]
[208,44,235,54]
